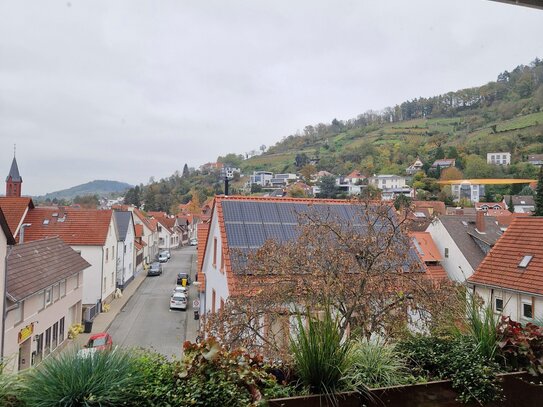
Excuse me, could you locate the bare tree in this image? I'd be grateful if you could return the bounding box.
[204,198,460,359]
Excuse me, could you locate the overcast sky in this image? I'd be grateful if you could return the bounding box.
[1,1,542,195]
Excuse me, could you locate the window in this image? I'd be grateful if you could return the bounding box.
[60,280,66,297]
[220,251,225,273]
[212,289,216,314]
[53,284,60,302]
[519,255,533,268]
[522,301,533,319]
[45,288,52,306]
[59,317,65,342]
[45,327,51,356]
[106,248,109,261]
[444,248,449,258]
[103,277,107,292]
[52,322,58,349]
[220,297,225,310]
[111,272,114,287]
[495,298,503,312]
[112,246,115,259]
[213,237,217,267]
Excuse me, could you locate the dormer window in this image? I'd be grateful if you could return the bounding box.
[519,255,533,268]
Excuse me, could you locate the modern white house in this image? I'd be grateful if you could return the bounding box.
[451,181,485,203]
[487,152,511,165]
[113,211,136,290]
[22,208,119,321]
[503,195,535,214]
[425,212,502,282]
[3,237,89,372]
[249,171,274,187]
[468,217,543,323]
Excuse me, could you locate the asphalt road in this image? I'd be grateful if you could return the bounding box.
[107,246,198,359]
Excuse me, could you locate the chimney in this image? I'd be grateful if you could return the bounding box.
[224,177,229,196]
[476,210,485,233]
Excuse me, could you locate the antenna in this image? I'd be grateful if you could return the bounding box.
[13,144,16,158]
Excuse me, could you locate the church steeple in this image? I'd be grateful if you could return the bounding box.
[6,154,22,197]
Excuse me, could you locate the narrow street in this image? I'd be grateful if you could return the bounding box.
[107,246,199,359]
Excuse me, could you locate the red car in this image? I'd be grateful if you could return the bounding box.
[85,332,113,351]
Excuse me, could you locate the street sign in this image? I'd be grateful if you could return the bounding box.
[193,299,200,308]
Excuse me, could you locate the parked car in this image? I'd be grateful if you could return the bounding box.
[170,292,187,310]
[176,272,192,286]
[85,332,113,350]
[159,249,171,259]
[190,238,198,246]
[147,262,163,276]
[173,285,189,298]
[158,252,169,263]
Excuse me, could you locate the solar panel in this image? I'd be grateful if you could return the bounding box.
[222,201,244,222]
[239,201,262,223]
[244,223,266,247]
[225,223,248,248]
[263,223,286,242]
[277,203,297,223]
[259,202,281,223]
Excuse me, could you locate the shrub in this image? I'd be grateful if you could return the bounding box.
[464,296,500,361]
[290,308,355,394]
[20,348,145,407]
[397,335,503,404]
[0,371,22,407]
[344,339,410,389]
[498,316,543,375]
[175,339,291,406]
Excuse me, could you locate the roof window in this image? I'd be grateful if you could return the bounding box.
[461,221,468,226]
[52,212,58,217]
[43,219,49,225]
[519,255,533,268]
[414,212,426,218]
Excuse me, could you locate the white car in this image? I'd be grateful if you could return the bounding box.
[170,292,187,310]
[158,252,168,263]
[190,238,198,246]
[172,285,189,298]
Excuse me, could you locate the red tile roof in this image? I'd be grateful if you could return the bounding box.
[410,232,442,262]
[156,217,175,233]
[197,221,210,292]
[0,208,15,244]
[0,197,34,236]
[134,224,144,238]
[486,209,512,217]
[147,211,168,219]
[475,202,506,211]
[133,209,157,232]
[22,207,113,246]
[412,200,446,216]
[425,264,448,281]
[468,217,543,295]
[345,170,365,179]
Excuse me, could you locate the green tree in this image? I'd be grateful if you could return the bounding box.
[508,195,515,213]
[182,164,190,178]
[534,166,543,216]
[317,175,338,199]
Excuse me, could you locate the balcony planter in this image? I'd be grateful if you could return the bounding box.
[268,372,540,407]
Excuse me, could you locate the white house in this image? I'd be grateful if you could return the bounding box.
[155,216,180,250]
[369,174,408,190]
[451,181,485,203]
[22,208,119,321]
[3,237,89,372]
[132,208,159,263]
[425,212,502,282]
[0,208,16,362]
[406,158,424,175]
[468,217,543,323]
[487,152,511,165]
[113,211,136,290]
[249,171,274,187]
[503,195,535,214]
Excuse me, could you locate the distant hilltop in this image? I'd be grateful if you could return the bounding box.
[35,180,133,201]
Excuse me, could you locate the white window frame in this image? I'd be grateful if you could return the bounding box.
[494,296,504,313]
[45,287,52,307]
[521,299,533,320]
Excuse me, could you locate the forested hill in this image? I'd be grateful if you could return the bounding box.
[241,58,543,177]
[126,58,543,213]
[36,180,133,202]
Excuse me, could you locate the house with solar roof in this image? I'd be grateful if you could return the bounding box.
[196,196,434,321]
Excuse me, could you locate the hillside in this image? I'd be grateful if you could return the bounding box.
[36,180,133,201]
[239,58,543,178]
[126,58,543,212]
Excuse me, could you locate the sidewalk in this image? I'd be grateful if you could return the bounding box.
[73,270,148,347]
[184,252,200,343]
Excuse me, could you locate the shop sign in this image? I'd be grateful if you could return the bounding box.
[18,323,34,343]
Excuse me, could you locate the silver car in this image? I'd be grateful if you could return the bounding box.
[170,292,187,310]
[172,285,189,298]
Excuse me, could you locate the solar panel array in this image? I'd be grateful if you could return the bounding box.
[221,200,423,274]
[221,200,365,250]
